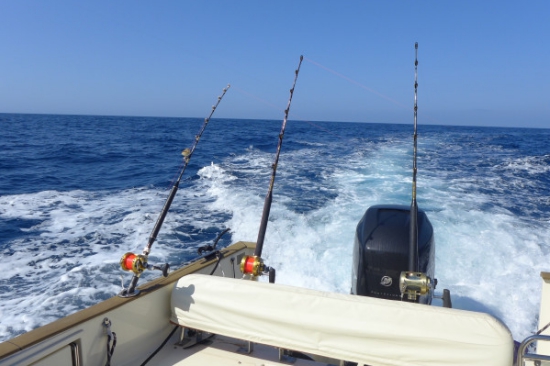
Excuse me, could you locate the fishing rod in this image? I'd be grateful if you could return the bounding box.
[409,42,419,273]
[119,84,230,297]
[400,42,433,302]
[240,55,304,281]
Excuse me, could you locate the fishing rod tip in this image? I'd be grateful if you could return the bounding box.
[300,55,303,61]
[415,42,418,49]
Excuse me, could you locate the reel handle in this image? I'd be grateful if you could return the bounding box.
[148,263,170,277]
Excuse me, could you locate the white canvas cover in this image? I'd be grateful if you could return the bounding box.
[171,274,513,366]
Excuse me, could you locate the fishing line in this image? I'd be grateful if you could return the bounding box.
[303,56,408,110]
[232,85,280,110]
[304,56,442,126]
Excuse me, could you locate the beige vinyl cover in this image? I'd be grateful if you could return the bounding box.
[171,274,513,366]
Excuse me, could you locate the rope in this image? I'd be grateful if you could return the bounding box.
[103,318,117,366]
[209,252,224,275]
[140,326,179,366]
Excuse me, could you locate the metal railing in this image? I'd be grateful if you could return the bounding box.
[517,334,550,365]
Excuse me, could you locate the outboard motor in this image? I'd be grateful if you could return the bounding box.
[350,44,445,305]
[351,204,434,304]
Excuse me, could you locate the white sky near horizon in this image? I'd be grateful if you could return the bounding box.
[1,1,549,128]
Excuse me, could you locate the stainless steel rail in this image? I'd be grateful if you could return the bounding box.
[517,334,550,365]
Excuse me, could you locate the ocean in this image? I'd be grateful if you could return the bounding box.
[1,113,549,343]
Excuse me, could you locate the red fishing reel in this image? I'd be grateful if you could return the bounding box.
[120,252,147,275]
[120,252,170,277]
[240,255,276,283]
[240,255,264,276]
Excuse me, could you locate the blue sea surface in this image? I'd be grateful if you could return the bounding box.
[1,113,550,342]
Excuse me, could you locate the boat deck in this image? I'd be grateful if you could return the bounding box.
[152,331,331,366]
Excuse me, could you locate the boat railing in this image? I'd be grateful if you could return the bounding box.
[517,334,550,366]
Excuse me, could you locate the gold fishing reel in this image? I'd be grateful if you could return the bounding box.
[240,255,276,283]
[120,252,147,275]
[399,271,432,301]
[240,255,265,277]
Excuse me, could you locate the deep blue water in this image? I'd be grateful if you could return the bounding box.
[1,113,550,341]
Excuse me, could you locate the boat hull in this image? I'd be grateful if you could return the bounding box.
[0,241,254,366]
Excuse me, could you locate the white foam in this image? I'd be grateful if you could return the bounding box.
[0,183,229,340]
[1,135,548,344]
[500,155,550,175]
[197,140,548,342]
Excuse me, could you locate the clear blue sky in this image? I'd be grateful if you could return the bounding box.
[1,1,549,127]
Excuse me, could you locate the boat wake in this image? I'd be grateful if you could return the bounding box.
[1,119,549,344]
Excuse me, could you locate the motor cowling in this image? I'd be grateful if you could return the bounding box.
[351,205,434,304]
